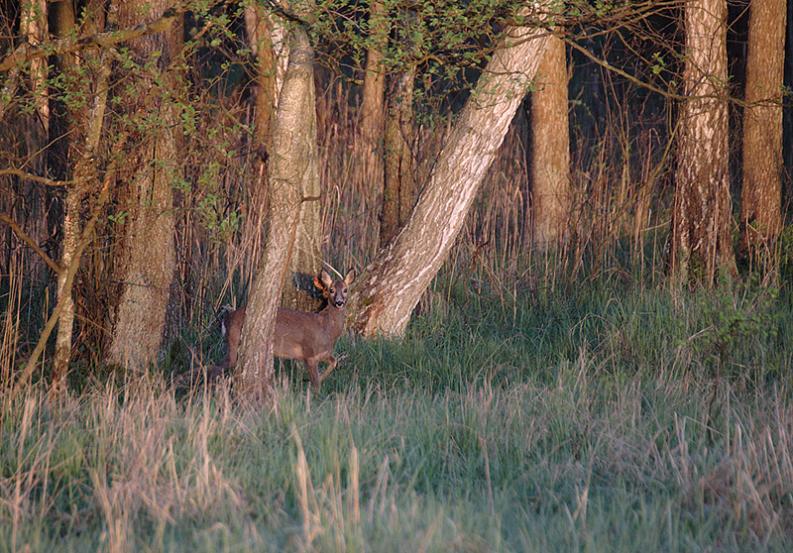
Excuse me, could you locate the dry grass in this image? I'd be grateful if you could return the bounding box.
[2,282,793,551]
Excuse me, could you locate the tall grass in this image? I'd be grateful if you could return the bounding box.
[2,281,793,551]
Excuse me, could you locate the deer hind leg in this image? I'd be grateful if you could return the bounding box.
[318,355,337,385]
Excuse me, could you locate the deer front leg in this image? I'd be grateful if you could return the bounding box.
[318,355,337,384]
[305,359,320,392]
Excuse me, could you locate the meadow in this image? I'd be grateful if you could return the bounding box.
[3,276,793,552]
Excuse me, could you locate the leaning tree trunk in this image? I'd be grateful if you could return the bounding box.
[531,33,570,250]
[105,0,179,370]
[51,0,110,387]
[236,27,318,400]
[350,7,551,337]
[670,0,735,286]
[741,0,786,260]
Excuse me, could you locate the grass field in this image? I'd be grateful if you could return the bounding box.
[2,279,793,552]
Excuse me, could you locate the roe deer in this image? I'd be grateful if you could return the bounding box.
[219,269,355,390]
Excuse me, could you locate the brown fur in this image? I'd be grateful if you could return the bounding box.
[216,269,354,390]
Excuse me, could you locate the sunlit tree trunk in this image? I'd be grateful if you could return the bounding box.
[236,27,318,400]
[239,6,288,283]
[670,0,735,286]
[106,0,180,370]
[531,33,570,250]
[278,12,321,312]
[244,6,320,310]
[359,0,389,250]
[350,9,551,337]
[741,0,786,261]
[51,0,110,388]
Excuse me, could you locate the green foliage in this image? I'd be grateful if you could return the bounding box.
[684,281,780,380]
[778,224,793,282]
[107,210,129,225]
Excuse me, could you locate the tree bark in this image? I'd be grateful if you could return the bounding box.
[741,0,786,254]
[244,6,320,310]
[277,18,321,312]
[244,4,276,148]
[243,5,292,121]
[236,27,317,400]
[531,33,570,250]
[20,0,49,134]
[359,0,389,249]
[381,63,417,245]
[105,0,179,370]
[51,0,110,388]
[670,0,735,286]
[350,9,551,337]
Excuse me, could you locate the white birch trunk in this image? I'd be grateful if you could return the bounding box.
[350,7,551,336]
[236,27,317,399]
[671,0,735,284]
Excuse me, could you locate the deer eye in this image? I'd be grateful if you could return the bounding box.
[330,288,335,294]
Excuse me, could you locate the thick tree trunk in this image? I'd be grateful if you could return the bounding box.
[741,0,786,255]
[244,7,320,310]
[268,15,290,106]
[350,10,551,337]
[278,21,321,312]
[531,34,570,250]
[236,27,317,400]
[243,7,291,110]
[359,0,389,250]
[281,174,322,312]
[52,0,109,387]
[670,0,735,286]
[244,4,276,148]
[105,0,179,370]
[381,65,417,245]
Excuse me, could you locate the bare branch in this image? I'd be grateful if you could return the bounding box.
[0,213,63,274]
[0,6,183,73]
[10,133,128,398]
[0,168,80,186]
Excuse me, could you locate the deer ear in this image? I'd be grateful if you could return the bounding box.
[313,275,324,291]
[344,269,355,286]
[320,270,333,289]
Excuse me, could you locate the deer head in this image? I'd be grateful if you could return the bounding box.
[314,269,355,308]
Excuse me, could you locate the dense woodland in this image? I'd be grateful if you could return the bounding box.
[2,1,793,550]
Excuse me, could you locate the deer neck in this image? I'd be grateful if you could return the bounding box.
[319,303,346,337]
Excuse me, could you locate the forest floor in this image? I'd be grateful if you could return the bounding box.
[2,278,793,552]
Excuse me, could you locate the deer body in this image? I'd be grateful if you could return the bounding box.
[220,270,354,390]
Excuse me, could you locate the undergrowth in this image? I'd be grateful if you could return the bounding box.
[2,280,793,552]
